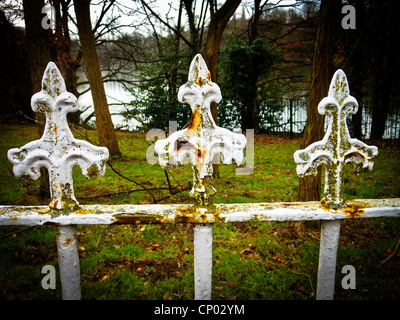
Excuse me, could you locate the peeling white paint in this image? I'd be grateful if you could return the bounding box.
[194,224,213,300]
[154,54,246,206]
[1,199,399,226]
[294,70,380,301]
[317,220,341,300]
[294,69,378,209]
[56,225,81,300]
[7,62,109,210]
[5,62,110,301]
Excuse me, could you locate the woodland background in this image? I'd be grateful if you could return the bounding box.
[0,0,399,300]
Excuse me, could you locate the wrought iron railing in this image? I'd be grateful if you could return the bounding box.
[1,55,399,300]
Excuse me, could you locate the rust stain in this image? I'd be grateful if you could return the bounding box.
[319,202,336,213]
[175,215,193,223]
[174,139,208,161]
[64,237,73,246]
[197,77,203,86]
[176,205,196,216]
[198,147,209,160]
[10,216,18,220]
[114,214,164,225]
[346,151,366,161]
[187,106,202,131]
[175,140,195,151]
[206,72,211,81]
[73,208,91,215]
[342,203,364,218]
[213,211,221,219]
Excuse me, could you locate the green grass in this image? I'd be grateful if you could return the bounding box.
[0,123,399,300]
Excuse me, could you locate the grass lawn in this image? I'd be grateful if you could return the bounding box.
[0,123,399,300]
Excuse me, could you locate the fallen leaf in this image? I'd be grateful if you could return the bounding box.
[272,256,284,263]
[163,292,172,300]
[240,248,253,254]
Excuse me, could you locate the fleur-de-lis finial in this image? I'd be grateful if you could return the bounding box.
[7,62,109,211]
[155,54,247,207]
[294,69,378,209]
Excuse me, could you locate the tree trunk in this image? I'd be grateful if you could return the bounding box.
[203,0,242,178]
[53,0,81,125]
[73,0,120,156]
[298,0,341,203]
[183,0,201,53]
[369,0,398,140]
[168,0,183,129]
[370,37,392,140]
[248,0,262,45]
[23,0,54,201]
[348,0,367,140]
[203,0,241,85]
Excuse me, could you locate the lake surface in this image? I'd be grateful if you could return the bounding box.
[78,82,399,139]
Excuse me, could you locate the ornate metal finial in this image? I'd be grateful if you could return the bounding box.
[7,62,109,211]
[294,69,378,209]
[154,54,247,207]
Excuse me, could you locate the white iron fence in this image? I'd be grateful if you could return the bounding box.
[1,56,399,300]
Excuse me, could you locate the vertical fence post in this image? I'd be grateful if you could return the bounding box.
[154,54,247,301]
[56,225,81,300]
[294,69,378,300]
[194,224,213,300]
[7,62,109,300]
[316,220,341,300]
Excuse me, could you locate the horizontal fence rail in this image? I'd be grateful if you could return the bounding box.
[1,199,399,226]
[1,198,399,300]
[2,56,399,301]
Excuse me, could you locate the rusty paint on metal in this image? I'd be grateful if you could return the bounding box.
[1,198,399,226]
[340,200,367,218]
[64,237,73,246]
[56,225,81,300]
[187,106,202,131]
[293,71,378,300]
[294,70,378,209]
[154,54,246,208]
[7,62,109,212]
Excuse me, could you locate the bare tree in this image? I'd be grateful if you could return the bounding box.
[298,0,341,202]
[203,0,242,123]
[73,0,120,156]
[23,0,55,201]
